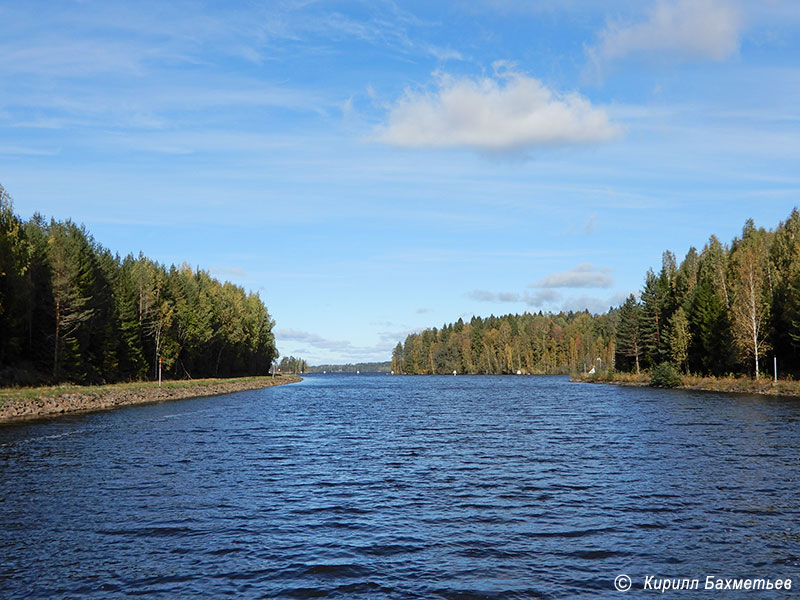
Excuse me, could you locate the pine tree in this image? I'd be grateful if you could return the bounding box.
[769,209,800,373]
[640,269,664,367]
[48,221,96,381]
[616,294,643,374]
[391,342,404,373]
[0,187,30,371]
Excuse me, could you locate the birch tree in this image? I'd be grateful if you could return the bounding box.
[730,222,771,379]
[668,306,690,374]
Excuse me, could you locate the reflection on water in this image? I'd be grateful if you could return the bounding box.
[1,375,798,598]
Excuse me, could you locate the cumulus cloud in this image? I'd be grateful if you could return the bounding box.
[375,66,621,153]
[588,0,742,68]
[530,263,614,289]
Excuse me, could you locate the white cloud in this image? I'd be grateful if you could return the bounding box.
[277,328,346,350]
[560,295,615,314]
[276,328,395,361]
[425,45,463,62]
[466,288,563,306]
[530,263,614,288]
[464,286,625,314]
[466,290,521,303]
[375,67,621,152]
[560,291,632,314]
[525,289,562,306]
[588,0,742,68]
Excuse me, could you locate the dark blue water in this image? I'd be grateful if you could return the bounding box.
[1,375,798,598]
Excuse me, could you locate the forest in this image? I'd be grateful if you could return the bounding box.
[392,209,800,379]
[0,186,277,385]
[391,311,616,376]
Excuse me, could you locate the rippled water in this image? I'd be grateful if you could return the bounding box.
[1,375,799,598]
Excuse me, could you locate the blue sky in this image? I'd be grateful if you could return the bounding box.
[3,0,800,364]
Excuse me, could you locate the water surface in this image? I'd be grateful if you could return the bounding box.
[1,375,798,598]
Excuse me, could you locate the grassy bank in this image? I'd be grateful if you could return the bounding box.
[572,371,800,397]
[0,374,302,422]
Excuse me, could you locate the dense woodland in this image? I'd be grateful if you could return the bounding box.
[0,187,277,385]
[392,209,800,379]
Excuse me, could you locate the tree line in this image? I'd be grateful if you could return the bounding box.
[0,186,277,385]
[278,356,308,374]
[392,209,800,379]
[391,311,616,375]
[615,210,800,379]
[306,361,391,373]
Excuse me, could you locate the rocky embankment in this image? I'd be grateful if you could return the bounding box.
[0,375,302,423]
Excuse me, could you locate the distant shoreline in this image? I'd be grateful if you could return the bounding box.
[0,375,302,423]
[572,372,800,398]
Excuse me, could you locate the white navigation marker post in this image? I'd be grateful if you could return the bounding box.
[158,357,162,387]
[774,356,778,383]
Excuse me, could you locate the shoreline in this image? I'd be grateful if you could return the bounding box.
[0,375,302,423]
[572,373,800,398]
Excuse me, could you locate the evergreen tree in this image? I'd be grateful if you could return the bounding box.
[640,269,664,367]
[0,187,278,384]
[391,343,403,373]
[0,187,30,369]
[48,221,96,381]
[687,275,734,375]
[769,209,800,373]
[616,295,643,374]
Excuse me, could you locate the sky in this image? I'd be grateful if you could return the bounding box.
[2,0,800,365]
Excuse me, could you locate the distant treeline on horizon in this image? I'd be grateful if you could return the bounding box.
[392,208,800,379]
[307,361,391,373]
[0,186,277,386]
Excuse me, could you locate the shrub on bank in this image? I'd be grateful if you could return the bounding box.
[650,362,683,388]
